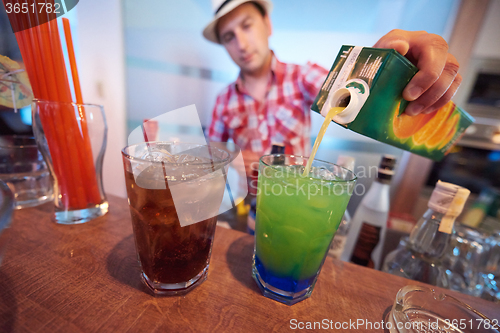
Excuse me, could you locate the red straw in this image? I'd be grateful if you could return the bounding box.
[62,17,101,204]
[62,18,82,103]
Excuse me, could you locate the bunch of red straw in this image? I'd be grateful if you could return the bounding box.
[4,0,101,209]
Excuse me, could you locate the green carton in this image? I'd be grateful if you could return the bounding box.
[311,45,474,161]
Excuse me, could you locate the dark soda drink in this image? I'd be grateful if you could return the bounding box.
[125,167,217,288]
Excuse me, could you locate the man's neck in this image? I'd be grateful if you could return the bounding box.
[240,51,273,102]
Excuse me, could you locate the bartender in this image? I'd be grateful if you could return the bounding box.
[203,0,461,176]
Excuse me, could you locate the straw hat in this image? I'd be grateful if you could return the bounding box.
[203,0,273,44]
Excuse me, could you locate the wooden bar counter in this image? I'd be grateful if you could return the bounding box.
[1,196,499,332]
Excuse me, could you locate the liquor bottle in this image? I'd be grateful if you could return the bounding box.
[382,181,470,288]
[328,155,355,260]
[247,144,285,235]
[343,155,396,269]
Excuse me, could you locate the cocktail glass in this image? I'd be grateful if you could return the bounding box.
[252,154,356,305]
[122,142,230,295]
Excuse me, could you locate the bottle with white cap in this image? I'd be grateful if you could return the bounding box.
[343,155,396,270]
[382,181,470,288]
[328,155,355,260]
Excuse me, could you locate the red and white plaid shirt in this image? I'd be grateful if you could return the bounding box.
[207,53,328,156]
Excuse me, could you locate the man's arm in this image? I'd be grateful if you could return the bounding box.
[374,30,461,116]
[299,62,329,107]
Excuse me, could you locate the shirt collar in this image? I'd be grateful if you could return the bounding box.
[234,51,284,95]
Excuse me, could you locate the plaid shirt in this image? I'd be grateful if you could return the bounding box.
[207,54,328,156]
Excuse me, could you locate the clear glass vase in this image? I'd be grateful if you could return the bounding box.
[32,100,108,224]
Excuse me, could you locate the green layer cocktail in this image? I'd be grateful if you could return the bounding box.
[252,155,356,305]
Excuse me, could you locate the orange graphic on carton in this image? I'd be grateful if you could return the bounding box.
[426,113,460,149]
[438,114,460,150]
[411,102,455,146]
[392,102,436,139]
[392,101,461,150]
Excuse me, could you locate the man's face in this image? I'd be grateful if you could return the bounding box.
[217,3,272,75]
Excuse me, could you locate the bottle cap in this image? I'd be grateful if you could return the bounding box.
[379,154,396,170]
[270,143,285,155]
[377,155,396,183]
[428,181,470,215]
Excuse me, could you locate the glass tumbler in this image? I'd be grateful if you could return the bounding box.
[252,154,356,305]
[0,135,53,209]
[32,100,108,224]
[122,142,231,295]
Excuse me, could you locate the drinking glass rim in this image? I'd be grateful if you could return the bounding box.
[32,98,103,109]
[121,142,231,166]
[0,135,38,149]
[260,153,357,183]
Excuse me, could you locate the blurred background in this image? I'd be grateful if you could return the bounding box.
[1,0,499,221]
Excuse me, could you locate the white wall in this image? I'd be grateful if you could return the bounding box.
[452,0,500,108]
[77,0,127,198]
[473,0,500,59]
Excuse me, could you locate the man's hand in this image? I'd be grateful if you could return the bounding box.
[374,30,461,116]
